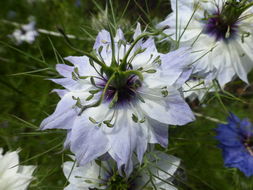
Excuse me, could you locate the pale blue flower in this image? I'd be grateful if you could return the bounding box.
[40,23,195,176]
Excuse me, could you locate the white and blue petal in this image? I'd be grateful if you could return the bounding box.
[40,93,79,130]
[70,116,110,166]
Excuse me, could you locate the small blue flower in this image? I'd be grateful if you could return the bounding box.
[216,113,253,177]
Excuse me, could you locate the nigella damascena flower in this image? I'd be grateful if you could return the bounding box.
[0,148,36,190]
[40,23,195,176]
[158,0,253,87]
[10,21,38,45]
[63,151,180,190]
[216,113,253,177]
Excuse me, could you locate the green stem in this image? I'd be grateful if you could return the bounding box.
[108,24,117,67]
[83,52,107,69]
[242,2,253,12]
[87,51,115,78]
[119,32,159,71]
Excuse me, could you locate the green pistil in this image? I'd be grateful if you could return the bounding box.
[119,31,160,71]
[90,27,163,78]
[108,24,118,67]
[78,73,116,115]
[78,69,144,115]
[221,0,253,24]
[107,172,130,190]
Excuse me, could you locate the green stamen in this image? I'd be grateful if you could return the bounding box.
[78,73,116,116]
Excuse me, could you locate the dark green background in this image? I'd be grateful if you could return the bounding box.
[0,0,253,189]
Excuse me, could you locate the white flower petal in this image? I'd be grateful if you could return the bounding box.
[0,150,19,174]
[63,161,100,189]
[140,151,180,190]
[0,149,35,190]
[158,0,203,42]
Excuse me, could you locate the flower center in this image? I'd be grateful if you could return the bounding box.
[106,174,130,190]
[244,138,253,156]
[99,75,142,106]
[102,167,143,190]
[21,28,27,35]
[203,13,238,41]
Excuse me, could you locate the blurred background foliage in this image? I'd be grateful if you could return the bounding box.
[0,0,253,189]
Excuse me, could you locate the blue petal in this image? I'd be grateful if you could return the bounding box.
[230,155,253,177]
[221,146,246,165]
[228,113,241,124]
[215,125,242,147]
[240,156,253,177]
[216,123,239,135]
[216,113,253,177]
